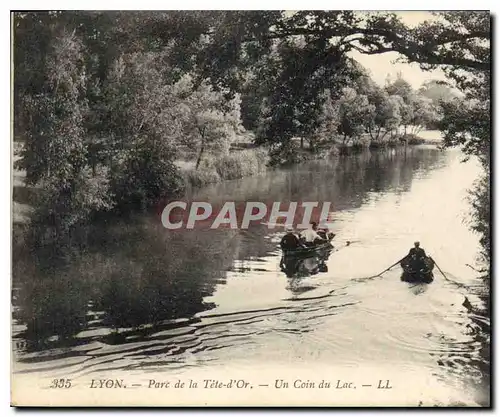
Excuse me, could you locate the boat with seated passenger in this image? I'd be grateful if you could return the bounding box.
[280,231,335,258]
[400,255,435,283]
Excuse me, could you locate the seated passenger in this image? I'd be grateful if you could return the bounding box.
[317,228,335,241]
[408,241,426,260]
[300,222,327,247]
[407,241,427,271]
[280,227,302,250]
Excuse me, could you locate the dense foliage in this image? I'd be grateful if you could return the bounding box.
[13,11,490,251]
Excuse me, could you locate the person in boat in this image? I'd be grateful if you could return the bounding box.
[317,227,335,241]
[406,241,427,271]
[280,227,305,250]
[299,222,329,247]
[408,241,426,259]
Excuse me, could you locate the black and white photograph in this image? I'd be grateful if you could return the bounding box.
[10,10,491,407]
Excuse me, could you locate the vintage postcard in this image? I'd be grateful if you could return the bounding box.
[11,10,491,407]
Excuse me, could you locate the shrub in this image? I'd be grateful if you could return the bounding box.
[185,166,221,187]
[269,142,306,166]
[110,147,185,210]
[328,146,340,157]
[351,135,371,148]
[30,167,114,245]
[214,148,268,180]
[183,147,269,187]
[369,141,388,149]
[402,134,426,145]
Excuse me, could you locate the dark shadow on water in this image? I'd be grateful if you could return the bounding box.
[12,217,240,352]
[280,248,332,296]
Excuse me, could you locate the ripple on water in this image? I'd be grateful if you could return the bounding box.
[11,148,490,406]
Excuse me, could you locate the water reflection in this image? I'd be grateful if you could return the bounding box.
[281,252,331,297]
[429,281,490,406]
[280,253,330,278]
[13,219,239,352]
[11,146,489,405]
[10,147,452,350]
[406,282,430,296]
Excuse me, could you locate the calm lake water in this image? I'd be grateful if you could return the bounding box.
[12,144,490,406]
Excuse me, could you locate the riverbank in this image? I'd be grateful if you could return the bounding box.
[177,146,269,189]
[12,130,443,226]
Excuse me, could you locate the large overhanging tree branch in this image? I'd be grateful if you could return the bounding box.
[175,11,490,72]
[268,12,490,71]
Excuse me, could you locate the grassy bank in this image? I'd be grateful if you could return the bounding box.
[12,144,270,226]
[179,147,270,188]
[12,129,442,228]
[290,130,443,156]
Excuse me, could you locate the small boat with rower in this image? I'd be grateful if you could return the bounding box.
[400,255,435,283]
[280,231,335,258]
[281,239,334,257]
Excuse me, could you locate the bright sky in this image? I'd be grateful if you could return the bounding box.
[348,11,447,89]
[350,51,447,89]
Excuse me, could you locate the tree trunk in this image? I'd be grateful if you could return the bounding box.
[195,142,205,170]
[309,137,315,152]
[300,137,304,149]
[196,126,207,170]
[368,126,375,140]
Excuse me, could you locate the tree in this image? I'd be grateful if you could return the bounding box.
[102,51,185,208]
[50,11,488,158]
[255,38,341,146]
[384,75,440,136]
[355,76,402,142]
[336,87,371,144]
[16,27,88,184]
[15,26,114,237]
[386,95,405,139]
[176,76,242,169]
[418,80,461,129]
[13,11,490,252]
[371,92,403,141]
[255,39,366,150]
[310,90,340,149]
[385,74,415,134]
[169,10,489,157]
[409,95,438,134]
[402,12,490,262]
[419,79,461,106]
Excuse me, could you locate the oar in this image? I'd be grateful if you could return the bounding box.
[465,263,487,273]
[429,257,448,280]
[365,256,407,279]
[332,237,362,251]
[333,240,353,252]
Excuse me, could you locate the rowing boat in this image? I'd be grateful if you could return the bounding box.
[400,256,435,283]
[281,234,334,258]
